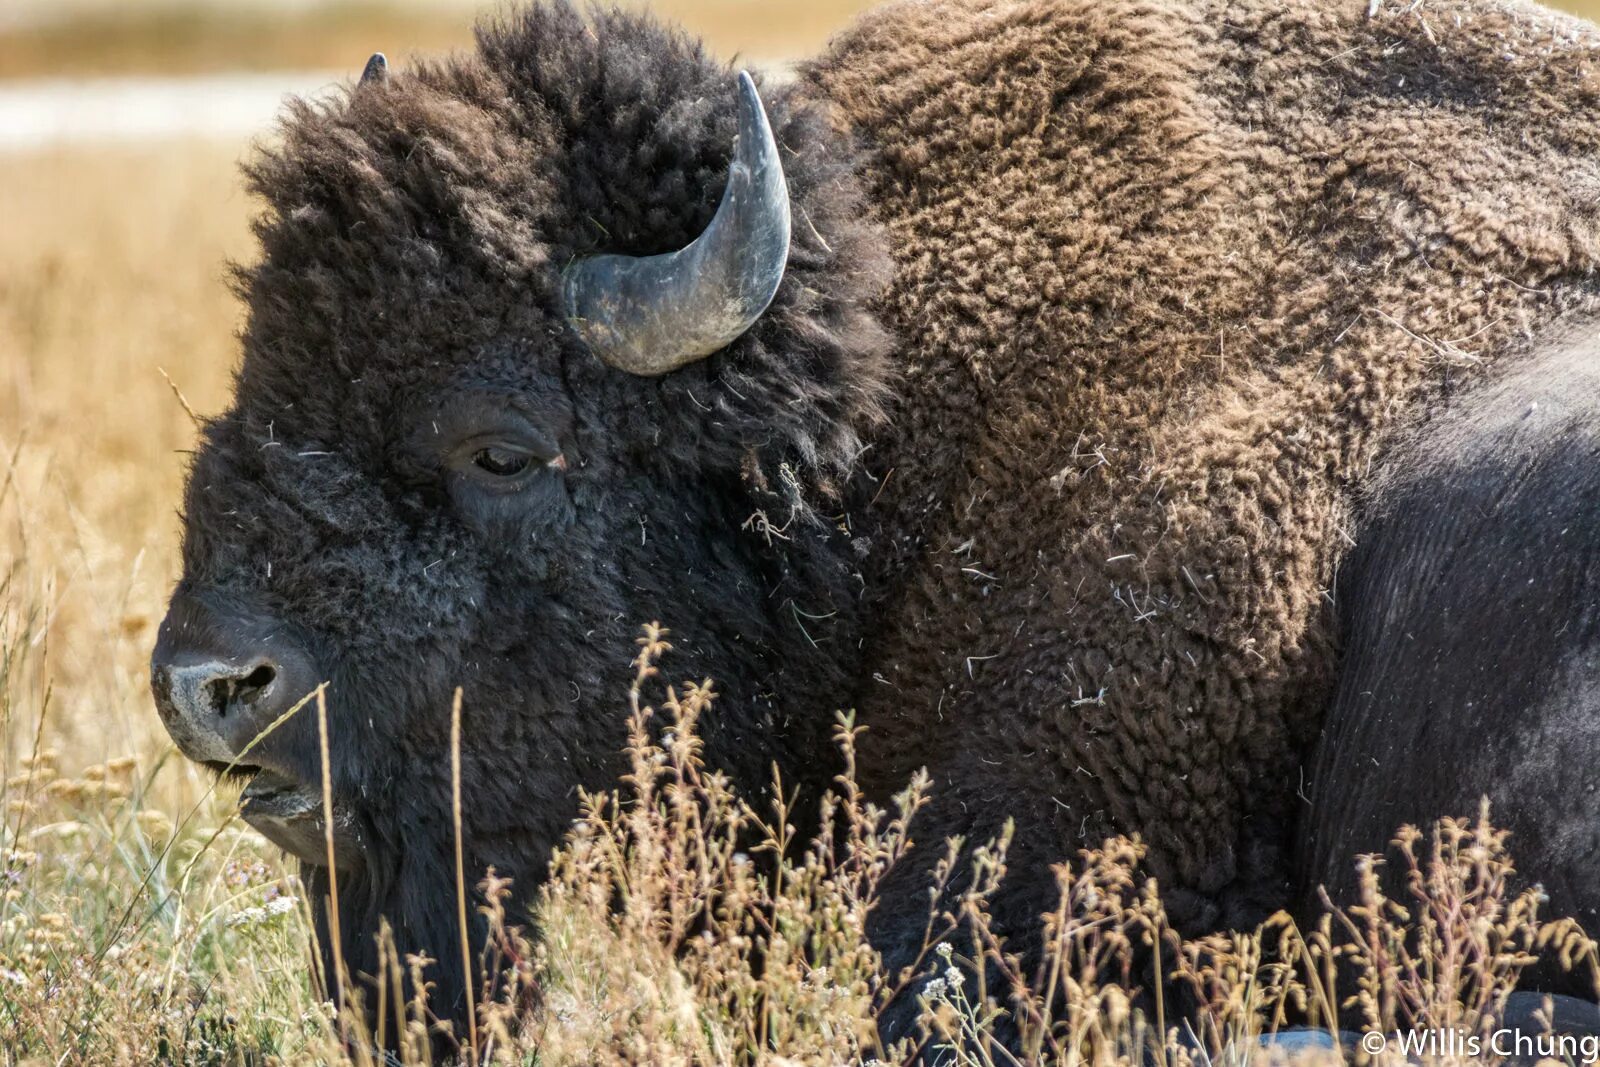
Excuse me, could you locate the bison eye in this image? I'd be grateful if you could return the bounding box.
[472,446,534,478]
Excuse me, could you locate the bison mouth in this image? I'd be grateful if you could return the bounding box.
[216,764,365,871]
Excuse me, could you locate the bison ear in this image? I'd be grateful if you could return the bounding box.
[562,71,791,377]
[359,52,389,87]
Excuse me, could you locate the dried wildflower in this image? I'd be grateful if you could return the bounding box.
[135,809,173,841]
[45,779,84,801]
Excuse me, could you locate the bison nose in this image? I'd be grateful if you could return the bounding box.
[151,596,317,767]
[153,659,278,747]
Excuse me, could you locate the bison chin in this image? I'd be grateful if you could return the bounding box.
[238,772,365,872]
[304,819,509,1052]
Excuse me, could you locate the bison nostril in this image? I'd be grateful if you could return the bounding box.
[202,663,278,719]
[205,677,230,718]
[235,663,278,706]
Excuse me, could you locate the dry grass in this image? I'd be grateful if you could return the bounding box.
[7,607,1599,1063]
[0,145,243,771]
[0,142,305,1060]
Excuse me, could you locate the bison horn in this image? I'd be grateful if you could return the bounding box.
[562,71,791,376]
[359,52,388,86]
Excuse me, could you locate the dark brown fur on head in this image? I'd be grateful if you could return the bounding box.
[180,0,890,1039]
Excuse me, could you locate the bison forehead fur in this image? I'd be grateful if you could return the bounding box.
[165,0,1600,1038]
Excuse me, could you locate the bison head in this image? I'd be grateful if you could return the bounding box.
[148,1,890,1036]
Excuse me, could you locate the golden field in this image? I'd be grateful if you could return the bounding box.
[6,1,1600,1063]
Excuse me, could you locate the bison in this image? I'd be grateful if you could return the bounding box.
[149,0,1600,1040]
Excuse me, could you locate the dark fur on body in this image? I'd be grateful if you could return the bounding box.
[1303,332,1600,995]
[168,0,1600,1041]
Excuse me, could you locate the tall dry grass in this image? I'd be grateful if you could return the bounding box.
[0,144,310,1061]
[6,588,1600,1063]
[1,145,242,770]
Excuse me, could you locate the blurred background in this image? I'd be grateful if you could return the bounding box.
[0,0,1596,775]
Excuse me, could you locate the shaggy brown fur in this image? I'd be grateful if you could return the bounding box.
[156,0,1600,1038]
[805,0,1600,932]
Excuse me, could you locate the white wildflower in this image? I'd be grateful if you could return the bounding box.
[935,941,953,959]
[547,989,580,1029]
[227,895,297,928]
[946,965,965,989]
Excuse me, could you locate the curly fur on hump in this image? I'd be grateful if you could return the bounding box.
[804,0,1600,938]
[179,0,1600,1042]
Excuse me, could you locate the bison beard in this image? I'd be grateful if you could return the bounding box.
[152,0,1600,1048]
